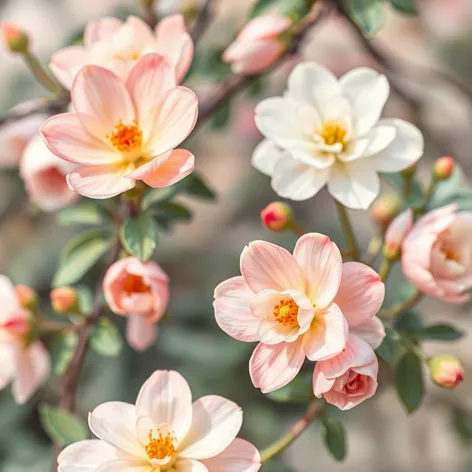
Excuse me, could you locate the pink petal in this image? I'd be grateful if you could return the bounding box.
[72,65,135,134]
[333,262,385,328]
[213,276,259,343]
[312,364,335,397]
[111,16,156,53]
[302,303,348,361]
[126,149,194,188]
[41,113,119,165]
[67,163,135,199]
[179,396,242,460]
[96,459,151,472]
[293,233,342,309]
[384,209,413,254]
[238,15,292,42]
[0,275,21,319]
[49,45,89,89]
[58,439,119,471]
[176,459,209,472]
[240,241,305,293]
[135,370,192,442]
[84,17,123,45]
[351,316,385,349]
[249,340,305,393]
[201,438,261,472]
[0,345,15,390]
[126,316,158,352]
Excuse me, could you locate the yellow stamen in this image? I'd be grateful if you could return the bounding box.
[108,120,143,153]
[145,429,176,461]
[319,120,348,148]
[272,299,299,326]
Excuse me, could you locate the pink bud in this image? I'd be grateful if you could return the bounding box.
[429,354,464,389]
[14,284,38,312]
[1,22,29,53]
[261,201,294,232]
[50,287,79,313]
[384,209,413,260]
[434,156,455,180]
[371,194,401,228]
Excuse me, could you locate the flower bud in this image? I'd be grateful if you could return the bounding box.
[14,284,38,312]
[434,156,455,180]
[383,209,413,260]
[1,22,29,53]
[429,354,464,389]
[261,201,294,232]
[50,286,79,313]
[371,194,401,228]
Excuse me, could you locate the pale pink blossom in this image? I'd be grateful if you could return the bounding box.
[0,275,50,404]
[58,370,261,472]
[103,257,169,351]
[41,54,197,199]
[20,134,78,211]
[214,233,385,393]
[223,15,291,75]
[402,204,472,302]
[50,15,193,88]
[384,209,413,258]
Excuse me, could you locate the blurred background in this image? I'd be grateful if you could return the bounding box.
[1,0,472,471]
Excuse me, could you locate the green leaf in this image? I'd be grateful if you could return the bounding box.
[395,351,424,413]
[266,374,314,403]
[53,229,114,287]
[376,325,400,365]
[249,0,280,17]
[321,418,347,461]
[151,202,192,221]
[89,317,123,357]
[76,285,94,315]
[382,173,424,207]
[182,173,216,200]
[57,203,108,227]
[419,324,464,342]
[210,102,232,130]
[50,331,79,376]
[39,404,88,446]
[393,310,424,336]
[120,213,157,262]
[428,165,463,209]
[141,187,178,210]
[347,0,385,37]
[390,0,418,15]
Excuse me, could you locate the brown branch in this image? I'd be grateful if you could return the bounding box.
[191,0,218,44]
[140,0,159,28]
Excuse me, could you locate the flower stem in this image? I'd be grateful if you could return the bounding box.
[260,401,323,463]
[335,201,359,261]
[379,258,393,282]
[291,222,306,237]
[379,290,423,319]
[23,51,66,97]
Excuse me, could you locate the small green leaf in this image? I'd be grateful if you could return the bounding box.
[393,310,424,336]
[182,173,216,200]
[53,229,114,287]
[90,317,123,357]
[249,0,280,17]
[120,213,157,262]
[347,0,385,37]
[50,331,79,376]
[419,324,464,342]
[151,202,192,221]
[141,187,178,210]
[266,374,314,403]
[39,404,88,446]
[390,0,418,15]
[382,173,424,205]
[395,351,424,413]
[428,165,463,209]
[321,418,347,461]
[58,203,108,227]
[376,325,400,365]
[76,285,94,315]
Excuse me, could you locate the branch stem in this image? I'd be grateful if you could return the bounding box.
[335,201,359,261]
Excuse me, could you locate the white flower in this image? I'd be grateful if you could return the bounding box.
[253,63,424,209]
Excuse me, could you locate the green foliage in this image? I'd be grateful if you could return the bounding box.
[89,317,123,357]
[57,202,109,227]
[210,102,232,130]
[395,351,424,413]
[120,213,157,262]
[418,324,464,342]
[451,406,472,443]
[393,310,424,336]
[53,229,114,287]
[346,0,385,38]
[249,0,310,19]
[266,374,314,403]
[321,418,347,461]
[382,173,424,208]
[39,405,88,446]
[249,0,280,17]
[50,331,79,376]
[376,325,400,365]
[390,0,418,15]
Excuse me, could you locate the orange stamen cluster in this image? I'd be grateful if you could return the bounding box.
[273,299,299,326]
[145,429,176,461]
[319,120,348,148]
[122,274,150,295]
[108,120,143,153]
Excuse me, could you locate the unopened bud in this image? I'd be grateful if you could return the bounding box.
[383,209,413,261]
[14,284,38,312]
[1,22,29,53]
[371,194,401,228]
[51,286,79,313]
[434,156,455,181]
[429,354,464,389]
[261,201,294,232]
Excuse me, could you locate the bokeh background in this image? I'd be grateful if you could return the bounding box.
[1,0,472,471]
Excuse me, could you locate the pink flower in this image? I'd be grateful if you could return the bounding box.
[58,370,261,472]
[384,209,413,259]
[41,54,198,199]
[103,257,169,351]
[402,204,472,302]
[214,233,385,393]
[20,134,78,211]
[0,275,50,404]
[223,15,291,75]
[50,15,193,88]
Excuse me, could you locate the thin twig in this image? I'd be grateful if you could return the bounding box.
[335,200,360,261]
[191,0,217,44]
[379,290,423,320]
[140,0,159,28]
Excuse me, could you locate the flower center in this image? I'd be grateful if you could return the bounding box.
[145,429,177,461]
[272,299,299,326]
[108,120,143,154]
[113,51,141,60]
[318,120,348,148]
[122,274,150,295]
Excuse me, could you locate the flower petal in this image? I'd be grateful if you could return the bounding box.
[249,340,305,393]
[240,241,305,293]
[176,459,209,472]
[251,140,285,177]
[346,125,396,161]
[201,438,261,472]
[96,460,151,472]
[333,262,385,327]
[49,46,89,89]
[67,163,135,199]
[351,316,385,349]
[135,370,192,442]
[58,440,119,472]
[214,276,259,343]
[126,316,158,352]
[179,396,242,460]
[84,17,122,45]
[0,275,20,318]
[0,345,15,391]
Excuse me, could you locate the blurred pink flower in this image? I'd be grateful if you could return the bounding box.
[50,15,193,88]
[402,204,472,303]
[20,134,78,211]
[41,54,197,199]
[384,208,413,258]
[0,275,50,404]
[58,370,261,472]
[223,15,291,75]
[103,257,169,351]
[214,233,384,393]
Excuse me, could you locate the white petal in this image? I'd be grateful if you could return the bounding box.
[201,438,261,472]
[58,440,118,472]
[176,459,209,472]
[251,140,284,177]
[96,460,151,472]
[343,125,396,163]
